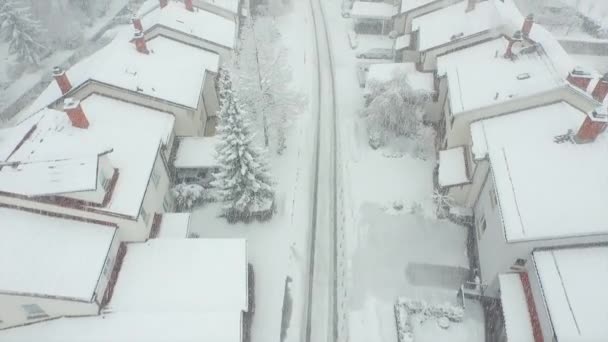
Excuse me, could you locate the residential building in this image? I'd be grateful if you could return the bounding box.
[194,0,244,26]
[0,207,122,329]
[21,30,220,137]
[496,245,608,342]
[434,22,602,205]
[396,0,522,70]
[0,238,249,342]
[0,94,175,242]
[137,0,237,62]
[393,0,461,35]
[468,102,608,296]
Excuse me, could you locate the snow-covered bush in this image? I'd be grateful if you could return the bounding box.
[432,189,454,218]
[212,69,275,223]
[364,70,431,148]
[395,297,464,341]
[171,183,207,211]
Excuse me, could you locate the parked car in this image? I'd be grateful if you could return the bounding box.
[341,0,353,17]
[356,48,394,60]
[347,30,358,49]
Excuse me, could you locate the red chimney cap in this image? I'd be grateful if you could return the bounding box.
[52,66,65,76]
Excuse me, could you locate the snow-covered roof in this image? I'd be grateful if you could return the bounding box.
[22,30,219,118]
[437,37,566,115]
[0,117,37,161]
[200,0,240,16]
[157,213,191,238]
[470,102,608,242]
[141,0,236,49]
[0,312,242,342]
[411,0,521,51]
[498,273,535,342]
[0,207,116,301]
[174,136,220,169]
[351,1,397,20]
[1,95,175,217]
[0,156,99,197]
[438,147,469,187]
[365,63,434,94]
[108,238,248,312]
[400,0,436,14]
[533,245,608,342]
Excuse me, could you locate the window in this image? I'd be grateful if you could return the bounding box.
[141,207,150,225]
[477,216,487,240]
[489,187,498,209]
[151,167,160,187]
[22,304,48,320]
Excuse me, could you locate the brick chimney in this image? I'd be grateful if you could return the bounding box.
[575,107,607,144]
[504,31,522,59]
[591,73,608,103]
[522,14,534,37]
[567,67,593,91]
[133,31,149,54]
[53,66,72,95]
[132,15,143,32]
[64,98,89,129]
[185,0,194,11]
[465,0,477,13]
[159,0,168,8]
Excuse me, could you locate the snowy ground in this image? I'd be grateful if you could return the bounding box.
[322,0,487,341]
[189,1,317,342]
[0,0,132,121]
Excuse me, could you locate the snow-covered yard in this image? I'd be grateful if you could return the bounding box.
[323,0,486,341]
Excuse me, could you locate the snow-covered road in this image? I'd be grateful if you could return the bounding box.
[304,0,339,341]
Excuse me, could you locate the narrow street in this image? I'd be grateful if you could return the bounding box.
[304,0,339,341]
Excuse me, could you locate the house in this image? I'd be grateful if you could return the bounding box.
[21,30,220,137]
[363,62,439,121]
[173,136,221,186]
[397,0,523,70]
[350,1,398,35]
[0,207,122,329]
[495,245,608,342]
[137,0,237,62]
[0,238,249,342]
[393,0,461,35]
[467,101,608,296]
[0,94,175,242]
[434,24,603,204]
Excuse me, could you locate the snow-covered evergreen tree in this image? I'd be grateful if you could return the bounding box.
[0,0,47,65]
[212,69,275,223]
[232,17,304,154]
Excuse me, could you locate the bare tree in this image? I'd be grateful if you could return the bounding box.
[364,70,431,148]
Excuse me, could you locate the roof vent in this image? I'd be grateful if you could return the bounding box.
[517,73,531,80]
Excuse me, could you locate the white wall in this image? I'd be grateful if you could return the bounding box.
[0,293,98,329]
[92,231,122,305]
[202,70,220,137]
[145,26,233,63]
